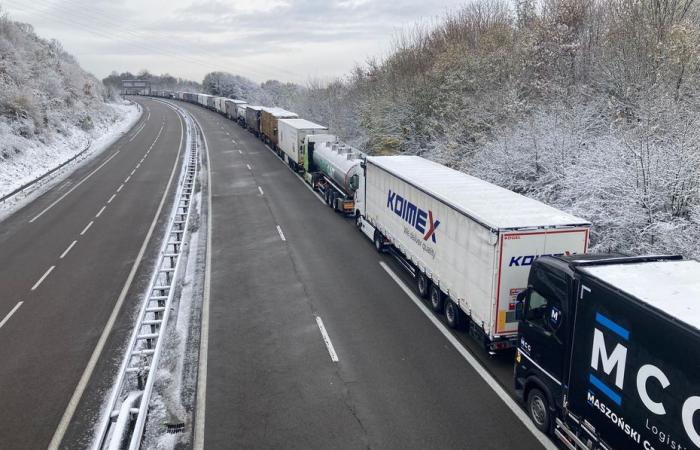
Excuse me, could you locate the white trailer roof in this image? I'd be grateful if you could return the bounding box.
[278,118,327,130]
[228,99,247,104]
[246,105,263,111]
[368,156,589,230]
[263,107,297,117]
[583,260,700,330]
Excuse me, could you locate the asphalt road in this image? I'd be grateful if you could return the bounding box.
[179,101,550,449]
[0,97,185,449]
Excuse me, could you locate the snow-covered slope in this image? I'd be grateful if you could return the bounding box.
[0,12,138,200]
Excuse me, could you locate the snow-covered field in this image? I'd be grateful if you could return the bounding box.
[0,101,140,218]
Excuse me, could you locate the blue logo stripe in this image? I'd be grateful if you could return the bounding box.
[595,313,629,341]
[589,374,622,406]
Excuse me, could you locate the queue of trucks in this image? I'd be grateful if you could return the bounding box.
[147,90,700,450]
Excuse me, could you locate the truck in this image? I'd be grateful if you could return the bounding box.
[245,106,264,136]
[214,97,227,115]
[225,99,247,121]
[514,254,700,450]
[236,104,247,127]
[277,118,328,171]
[261,108,298,148]
[356,156,590,351]
[302,136,364,215]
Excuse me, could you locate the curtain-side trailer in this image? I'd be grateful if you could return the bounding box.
[277,118,328,172]
[514,254,700,450]
[357,156,590,351]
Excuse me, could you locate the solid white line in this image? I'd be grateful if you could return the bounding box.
[246,164,251,171]
[59,240,77,259]
[107,194,116,204]
[117,184,124,193]
[276,225,286,241]
[31,265,55,291]
[95,206,106,218]
[315,316,339,362]
[80,221,93,236]
[258,186,264,196]
[0,301,23,330]
[379,261,558,450]
[29,150,121,223]
[48,100,185,450]
[194,112,212,450]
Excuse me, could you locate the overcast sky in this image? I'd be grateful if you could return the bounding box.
[2,0,469,84]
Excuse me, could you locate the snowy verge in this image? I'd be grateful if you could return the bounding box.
[0,100,141,220]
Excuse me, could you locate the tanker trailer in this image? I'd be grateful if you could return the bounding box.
[303,136,365,215]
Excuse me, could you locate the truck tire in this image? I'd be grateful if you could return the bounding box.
[526,388,551,434]
[373,232,385,253]
[445,299,461,329]
[417,273,430,298]
[355,214,363,229]
[429,284,443,312]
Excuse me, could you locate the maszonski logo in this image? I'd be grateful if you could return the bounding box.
[386,190,440,243]
[587,309,700,448]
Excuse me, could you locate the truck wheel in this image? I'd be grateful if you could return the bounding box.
[527,388,551,434]
[445,299,461,328]
[355,214,363,229]
[417,273,430,298]
[429,285,443,312]
[373,232,385,253]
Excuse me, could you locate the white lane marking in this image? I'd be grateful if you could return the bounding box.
[80,221,93,236]
[379,262,558,450]
[315,316,339,362]
[226,132,230,136]
[95,206,106,218]
[117,183,124,192]
[107,194,116,204]
[0,301,23,330]
[59,240,77,259]
[194,112,212,450]
[258,186,264,196]
[276,225,286,241]
[31,265,55,291]
[48,101,184,450]
[130,168,136,176]
[238,150,243,154]
[124,175,131,183]
[29,150,121,223]
[232,139,236,144]
[246,164,252,171]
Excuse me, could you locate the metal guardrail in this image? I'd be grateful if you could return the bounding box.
[93,105,198,450]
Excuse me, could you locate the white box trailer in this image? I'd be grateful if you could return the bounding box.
[277,118,328,171]
[214,97,227,114]
[197,94,213,108]
[225,99,247,120]
[360,156,590,350]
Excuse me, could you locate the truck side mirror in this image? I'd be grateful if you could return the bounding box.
[515,288,530,321]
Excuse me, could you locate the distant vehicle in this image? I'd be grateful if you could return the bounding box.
[302,136,364,215]
[245,105,264,136]
[260,107,297,149]
[356,156,590,352]
[514,254,700,450]
[277,118,328,171]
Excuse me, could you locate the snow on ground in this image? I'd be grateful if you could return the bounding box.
[0,100,140,219]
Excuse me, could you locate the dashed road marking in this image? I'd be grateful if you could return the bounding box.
[95,206,106,218]
[316,316,339,362]
[31,266,55,291]
[117,184,124,193]
[246,164,252,171]
[124,175,131,183]
[0,301,23,330]
[80,221,93,236]
[276,225,286,241]
[258,186,264,196]
[238,150,243,154]
[107,194,116,204]
[59,240,77,259]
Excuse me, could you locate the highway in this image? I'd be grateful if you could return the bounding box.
[0,98,185,449]
[179,101,551,449]
[0,95,552,449]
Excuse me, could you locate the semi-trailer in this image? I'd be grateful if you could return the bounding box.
[225,99,247,121]
[303,136,364,215]
[357,156,591,351]
[514,254,700,450]
[214,97,228,114]
[261,107,298,148]
[277,118,328,171]
[245,105,264,136]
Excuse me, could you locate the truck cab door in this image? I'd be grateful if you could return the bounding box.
[518,265,569,393]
